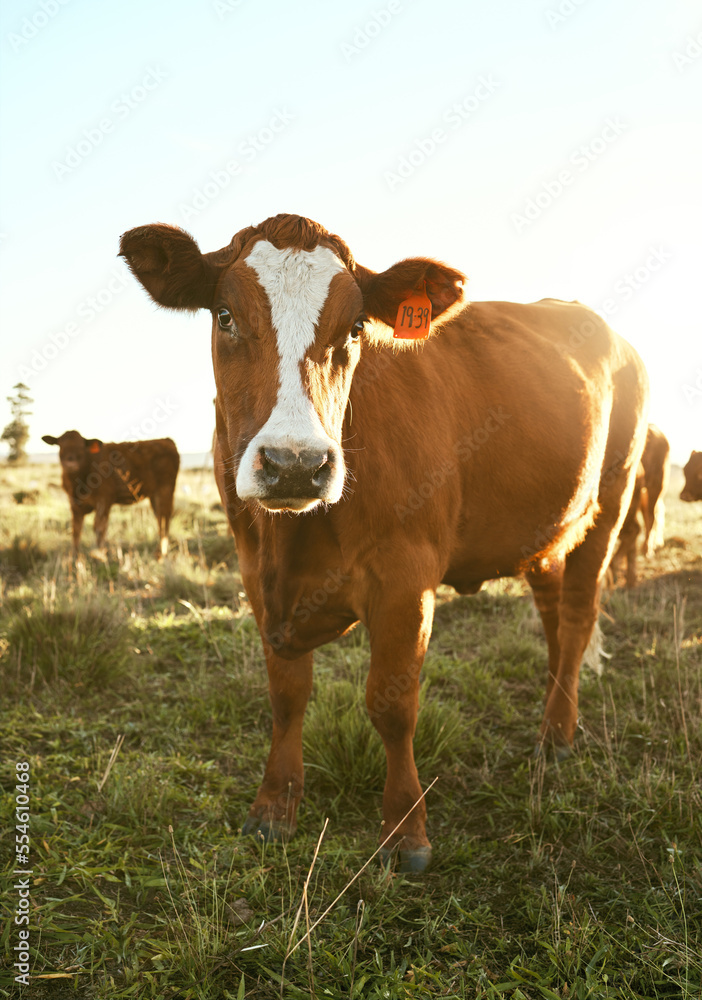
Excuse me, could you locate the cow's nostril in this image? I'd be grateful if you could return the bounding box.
[261,447,284,486]
[311,460,332,488]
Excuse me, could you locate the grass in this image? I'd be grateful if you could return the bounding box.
[0,461,700,998]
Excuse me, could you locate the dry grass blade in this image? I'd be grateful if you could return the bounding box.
[349,898,365,999]
[96,733,125,793]
[281,817,329,998]
[286,776,438,960]
[673,603,692,765]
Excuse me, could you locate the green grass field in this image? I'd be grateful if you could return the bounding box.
[1,461,700,999]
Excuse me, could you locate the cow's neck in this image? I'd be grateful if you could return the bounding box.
[234,498,346,629]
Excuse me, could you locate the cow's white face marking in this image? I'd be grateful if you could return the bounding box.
[235,240,347,506]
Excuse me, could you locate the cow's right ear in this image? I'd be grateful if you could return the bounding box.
[119,224,224,311]
[42,435,58,446]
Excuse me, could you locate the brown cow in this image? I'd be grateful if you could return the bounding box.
[610,423,670,587]
[120,213,648,871]
[609,463,648,588]
[641,424,670,553]
[681,450,702,502]
[42,431,179,557]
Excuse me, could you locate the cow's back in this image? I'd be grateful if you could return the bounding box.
[110,438,180,499]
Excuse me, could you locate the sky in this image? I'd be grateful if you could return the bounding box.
[1,0,700,463]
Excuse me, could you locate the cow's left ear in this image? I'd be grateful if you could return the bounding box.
[358,257,466,331]
[85,438,103,454]
[120,224,228,311]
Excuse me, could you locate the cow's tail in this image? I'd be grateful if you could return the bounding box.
[581,616,610,677]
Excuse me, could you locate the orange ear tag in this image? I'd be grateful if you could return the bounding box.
[393,282,432,340]
[89,442,101,454]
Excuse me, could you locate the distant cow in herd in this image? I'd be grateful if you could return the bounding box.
[610,423,670,587]
[42,431,179,557]
[120,213,648,871]
[681,450,702,503]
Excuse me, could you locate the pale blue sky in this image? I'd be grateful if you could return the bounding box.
[1,0,700,461]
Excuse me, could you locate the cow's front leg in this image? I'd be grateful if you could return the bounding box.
[366,587,435,872]
[242,649,313,843]
[93,501,111,551]
[71,507,86,556]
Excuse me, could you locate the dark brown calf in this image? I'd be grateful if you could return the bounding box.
[681,450,702,502]
[42,430,179,557]
[120,213,649,871]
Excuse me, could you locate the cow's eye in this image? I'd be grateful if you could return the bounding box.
[217,308,234,330]
[350,319,365,339]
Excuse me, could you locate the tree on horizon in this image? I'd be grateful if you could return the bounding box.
[1,382,33,463]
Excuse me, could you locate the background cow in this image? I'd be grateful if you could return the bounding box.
[42,431,179,557]
[610,423,670,587]
[120,213,648,871]
[640,424,670,553]
[680,450,702,502]
[610,463,648,589]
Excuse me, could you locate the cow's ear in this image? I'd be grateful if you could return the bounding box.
[358,257,466,333]
[119,224,225,311]
[85,438,103,454]
[42,434,58,446]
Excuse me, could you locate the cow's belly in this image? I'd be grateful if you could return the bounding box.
[442,544,524,593]
[442,565,511,594]
[442,475,600,589]
[115,493,141,506]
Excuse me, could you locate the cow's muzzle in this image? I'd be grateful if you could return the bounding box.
[257,446,335,510]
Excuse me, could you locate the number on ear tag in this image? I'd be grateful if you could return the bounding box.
[393,283,432,340]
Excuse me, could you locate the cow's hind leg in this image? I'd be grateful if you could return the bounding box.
[366,584,436,872]
[526,558,564,704]
[539,540,606,752]
[540,460,641,751]
[150,487,174,558]
[242,649,313,843]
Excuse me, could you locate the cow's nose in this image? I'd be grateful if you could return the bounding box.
[260,446,333,496]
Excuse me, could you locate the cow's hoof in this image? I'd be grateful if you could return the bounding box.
[379,845,432,874]
[241,816,292,844]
